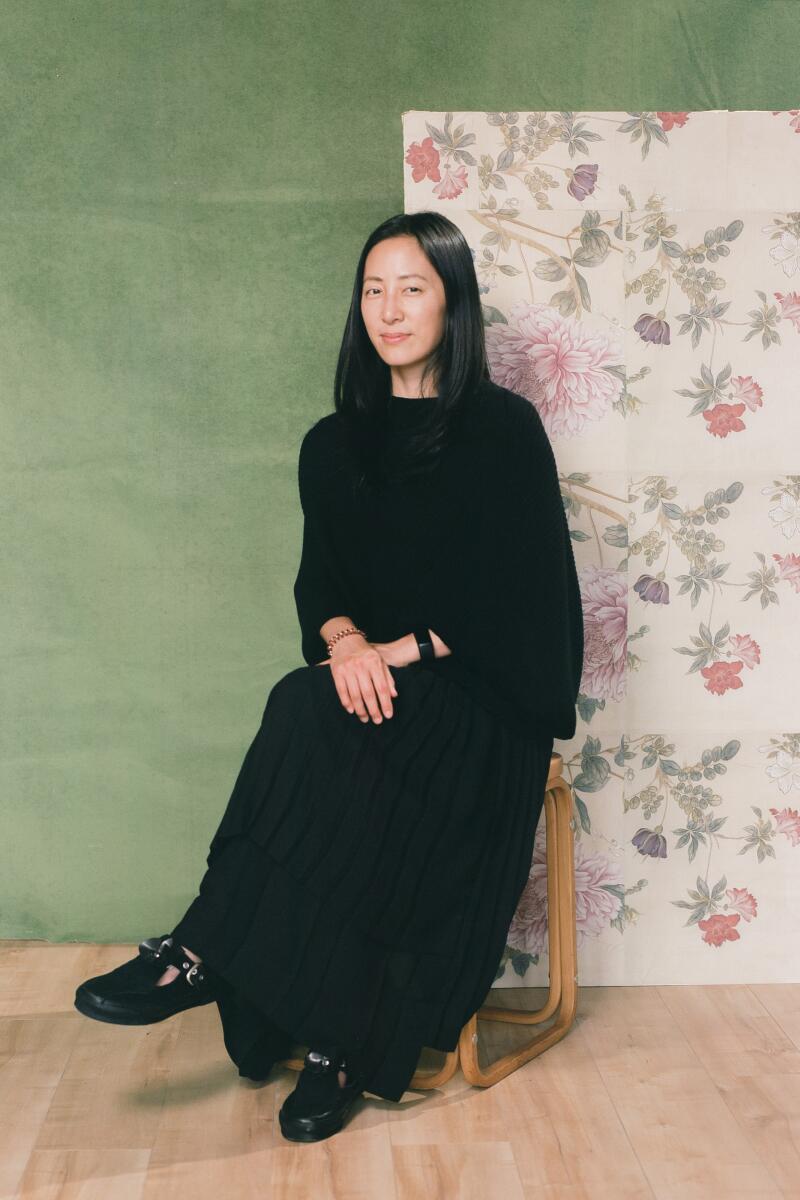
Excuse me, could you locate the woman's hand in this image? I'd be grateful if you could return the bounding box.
[316,636,398,724]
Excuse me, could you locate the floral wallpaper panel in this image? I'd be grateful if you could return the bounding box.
[402,110,800,985]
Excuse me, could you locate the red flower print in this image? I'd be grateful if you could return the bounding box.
[728,634,761,669]
[700,660,744,695]
[432,164,469,200]
[725,887,758,922]
[698,913,740,946]
[769,806,800,846]
[657,112,689,131]
[405,136,441,184]
[773,552,800,593]
[702,403,747,438]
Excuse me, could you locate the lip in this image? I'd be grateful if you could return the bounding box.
[381,333,410,342]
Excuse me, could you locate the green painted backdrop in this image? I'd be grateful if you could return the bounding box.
[2,0,797,940]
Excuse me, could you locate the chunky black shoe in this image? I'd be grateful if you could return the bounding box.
[278,1046,365,1142]
[74,933,222,1025]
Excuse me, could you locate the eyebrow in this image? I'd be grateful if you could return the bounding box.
[363,272,427,282]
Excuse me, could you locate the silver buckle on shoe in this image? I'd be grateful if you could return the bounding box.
[184,962,202,986]
[138,934,173,960]
[306,1050,334,1069]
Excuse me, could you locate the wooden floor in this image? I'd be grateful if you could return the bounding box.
[1,941,799,1199]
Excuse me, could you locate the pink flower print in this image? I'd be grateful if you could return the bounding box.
[432,164,469,200]
[657,112,689,131]
[725,887,758,922]
[728,634,761,669]
[578,565,627,704]
[703,402,747,438]
[730,376,764,412]
[770,806,800,846]
[404,136,441,184]
[775,291,800,330]
[506,835,549,956]
[771,111,800,131]
[507,825,623,956]
[573,842,624,940]
[486,302,623,438]
[700,660,744,695]
[772,552,800,593]
[699,913,741,946]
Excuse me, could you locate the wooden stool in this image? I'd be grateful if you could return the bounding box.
[280,751,577,1090]
[410,750,578,1089]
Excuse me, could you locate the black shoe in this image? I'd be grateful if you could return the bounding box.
[278,1046,365,1142]
[74,933,222,1025]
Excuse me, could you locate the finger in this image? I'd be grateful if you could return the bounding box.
[354,665,383,724]
[330,669,354,713]
[371,664,394,719]
[343,672,369,721]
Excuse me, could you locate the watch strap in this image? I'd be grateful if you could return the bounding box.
[413,628,435,661]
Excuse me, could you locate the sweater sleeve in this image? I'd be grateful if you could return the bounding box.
[418,401,584,741]
[292,424,359,665]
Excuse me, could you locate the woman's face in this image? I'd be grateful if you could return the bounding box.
[360,235,446,394]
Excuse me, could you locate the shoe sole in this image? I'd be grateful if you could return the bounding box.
[73,987,216,1026]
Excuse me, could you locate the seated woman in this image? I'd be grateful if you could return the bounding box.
[74,208,585,1145]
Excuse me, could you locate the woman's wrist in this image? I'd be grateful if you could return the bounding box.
[403,632,420,665]
[329,631,369,660]
[403,630,437,665]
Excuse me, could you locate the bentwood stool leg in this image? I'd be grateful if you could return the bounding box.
[410,751,578,1091]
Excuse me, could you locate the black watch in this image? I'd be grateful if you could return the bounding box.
[413,627,435,661]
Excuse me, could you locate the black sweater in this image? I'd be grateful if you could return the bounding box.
[292,378,584,744]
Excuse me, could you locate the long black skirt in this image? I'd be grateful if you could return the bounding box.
[170,659,553,1102]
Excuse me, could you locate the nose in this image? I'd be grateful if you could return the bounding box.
[381,291,404,323]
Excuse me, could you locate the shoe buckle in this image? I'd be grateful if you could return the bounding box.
[306,1050,331,1069]
[138,934,173,961]
[184,962,202,986]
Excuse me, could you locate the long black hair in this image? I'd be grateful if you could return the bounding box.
[333,210,490,494]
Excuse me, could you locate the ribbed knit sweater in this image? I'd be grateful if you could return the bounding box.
[292,378,584,744]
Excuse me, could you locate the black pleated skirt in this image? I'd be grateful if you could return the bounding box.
[170,659,553,1102]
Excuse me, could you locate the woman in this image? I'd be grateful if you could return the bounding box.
[74,210,585,1143]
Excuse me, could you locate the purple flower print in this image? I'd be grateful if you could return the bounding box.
[634,313,671,345]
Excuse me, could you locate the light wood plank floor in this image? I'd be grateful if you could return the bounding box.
[2,940,799,1199]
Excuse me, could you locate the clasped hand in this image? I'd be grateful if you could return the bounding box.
[315,635,413,724]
